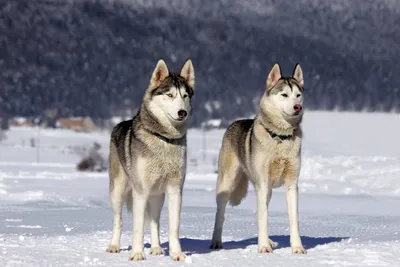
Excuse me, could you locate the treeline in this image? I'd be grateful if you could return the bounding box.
[0,0,398,127]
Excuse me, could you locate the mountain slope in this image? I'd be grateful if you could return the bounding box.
[0,0,399,125]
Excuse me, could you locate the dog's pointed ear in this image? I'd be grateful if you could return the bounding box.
[180,59,195,88]
[266,63,282,90]
[150,59,169,88]
[292,63,304,87]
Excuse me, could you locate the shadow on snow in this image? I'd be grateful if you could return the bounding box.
[132,235,348,256]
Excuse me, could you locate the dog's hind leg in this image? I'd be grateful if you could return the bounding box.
[147,193,166,256]
[106,146,126,253]
[210,154,241,249]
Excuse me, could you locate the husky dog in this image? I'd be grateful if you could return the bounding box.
[106,59,195,261]
[210,63,307,254]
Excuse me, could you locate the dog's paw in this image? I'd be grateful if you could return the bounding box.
[209,240,223,249]
[269,238,277,248]
[292,246,307,254]
[106,244,120,253]
[150,246,164,256]
[129,252,146,261]
[258,245,273,253]
[170,252,186,261]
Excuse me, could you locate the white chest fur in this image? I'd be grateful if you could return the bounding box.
[136,138,186,192]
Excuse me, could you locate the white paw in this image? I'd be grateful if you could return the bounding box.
[292,246,307,254]
[258,245,273,253]
[210,240,223,249]
[129,251,146,261]
[170,251,186,261]
[150,246,164,256]
[106,244,120,253]
[269,238,277,248]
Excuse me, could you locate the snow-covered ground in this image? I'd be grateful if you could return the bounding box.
[1,111,400,266]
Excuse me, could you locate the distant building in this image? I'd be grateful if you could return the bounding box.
[10,117,33,127]
[56,117,98,132]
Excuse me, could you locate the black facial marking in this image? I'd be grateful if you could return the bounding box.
[268,77,304,95]
[151,72,194,98]
[287,77,304,92]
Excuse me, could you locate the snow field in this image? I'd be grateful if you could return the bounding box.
[0,111,400,266]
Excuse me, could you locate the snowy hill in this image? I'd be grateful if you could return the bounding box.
[0,111,399,266]
[0,0,399,126]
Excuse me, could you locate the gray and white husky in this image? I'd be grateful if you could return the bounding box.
[210,63,307,254]
[106,59,195,261]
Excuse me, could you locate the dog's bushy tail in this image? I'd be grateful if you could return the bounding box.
[228,174,249,206]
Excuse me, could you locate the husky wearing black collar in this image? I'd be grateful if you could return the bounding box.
[106,59,195,261]
[210,63,307,255]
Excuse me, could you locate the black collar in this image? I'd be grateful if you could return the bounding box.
[154,132,175,144]
[265,127,293,141]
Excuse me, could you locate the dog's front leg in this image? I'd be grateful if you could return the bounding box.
[167,184,186,261]
[256,183,273,253]
[129,189,149,261]
[285,182,306,254]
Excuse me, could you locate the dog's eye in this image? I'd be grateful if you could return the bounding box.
[281,94,288,97]
[183,94,188,98]
[297,94,302,97]
[166,93,173,98]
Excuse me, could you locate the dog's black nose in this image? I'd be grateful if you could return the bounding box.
[293,104,303,112]
[177,110,187,119]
